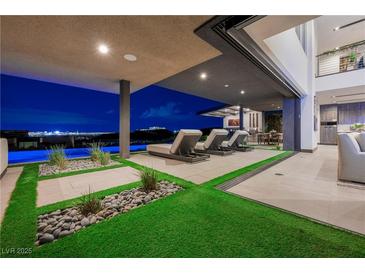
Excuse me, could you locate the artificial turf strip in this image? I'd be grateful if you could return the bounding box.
[1,154,365,258]
[0,164,38,256]
[32,186,365,258]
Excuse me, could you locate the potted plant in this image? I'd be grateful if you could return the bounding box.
[347,52,357,70]
[350,123,365,132]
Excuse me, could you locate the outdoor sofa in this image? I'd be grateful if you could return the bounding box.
[337,132,365,183]
[0,138,8,177]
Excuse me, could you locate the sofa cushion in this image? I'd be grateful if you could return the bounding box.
[354,132,365,152]
[1,138,8,175]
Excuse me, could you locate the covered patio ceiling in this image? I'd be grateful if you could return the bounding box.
[0,16,221,93]
[157,54,285,111]
[157,16,308,112]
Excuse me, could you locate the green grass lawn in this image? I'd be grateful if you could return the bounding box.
[1,152,364,258]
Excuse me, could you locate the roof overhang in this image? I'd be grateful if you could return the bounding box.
[158,16,305,112]
[0,16,221,93]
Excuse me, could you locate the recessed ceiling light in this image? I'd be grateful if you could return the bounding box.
[124,54,137,62]
[98,44,109,54]
[333,26,340,31]
[200,73,207,80]
[224,84,229,88]
[335,47,339,50]
[240,90,245,94]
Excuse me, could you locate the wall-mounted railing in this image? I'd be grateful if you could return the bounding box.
[316,40,365,77]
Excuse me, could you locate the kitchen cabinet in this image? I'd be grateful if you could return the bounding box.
[320,125,337,144]
[320,105,338,122]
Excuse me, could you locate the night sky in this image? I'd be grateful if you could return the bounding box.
[0,74,224,132]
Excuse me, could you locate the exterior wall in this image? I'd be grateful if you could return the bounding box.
[300,20,318,151]
[283,98,301,151]
[263,21,318,151]
[264,27,309,94]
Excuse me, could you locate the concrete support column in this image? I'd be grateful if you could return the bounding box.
[119,80,130,158]
[300,20,317,152]
[239,105,244,130]
[283,98,301,151]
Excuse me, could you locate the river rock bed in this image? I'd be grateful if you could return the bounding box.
[36,181,182,245]
[39,159,120,176]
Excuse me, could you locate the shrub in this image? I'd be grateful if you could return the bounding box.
[139,168,158,192]
[78,187,102,216]
[48,145,67,169]
[98,152,111,165]
[89,142,102,162]
[88,142,110,165]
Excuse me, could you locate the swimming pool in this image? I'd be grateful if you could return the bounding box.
[8,145,147,164]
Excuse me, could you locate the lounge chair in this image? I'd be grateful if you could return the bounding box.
[195,129,234,156]
[147,129,210,163]
[221,130,253,152]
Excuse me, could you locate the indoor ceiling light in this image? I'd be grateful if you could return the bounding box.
[200,73,207,80]
[333,19,365,32]
[124,54,137,62]
[240,90,245,94]
[335,47,339,50]
[98,44,109,54]
[224,84,229,88]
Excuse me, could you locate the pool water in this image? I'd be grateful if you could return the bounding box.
[8,145,147,164]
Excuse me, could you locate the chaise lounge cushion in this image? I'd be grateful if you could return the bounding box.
[195,142,205,151]
[203,129,228,149]
[147,129,202,155]
[221,130,249,147]
[146,144,172,155]
[170,129,202,154]
[354,132,365,152]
